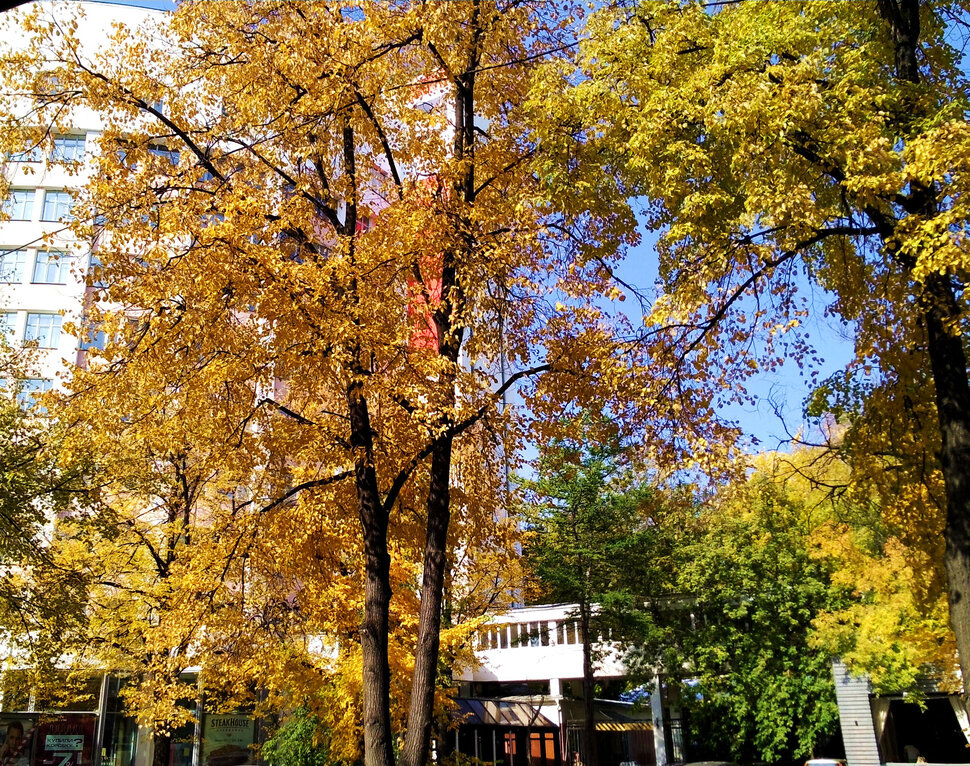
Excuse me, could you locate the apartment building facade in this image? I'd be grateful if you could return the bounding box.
[452,604,664,766]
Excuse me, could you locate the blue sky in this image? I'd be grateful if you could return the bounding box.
[612,222,855,453]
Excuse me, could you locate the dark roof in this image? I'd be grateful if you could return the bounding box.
[455,699,556,728]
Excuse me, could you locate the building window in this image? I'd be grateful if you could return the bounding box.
[555,620,580,646]
[3,190,33,221]
[148,144,179,166]
[87,254,107,289]
[522,621,548,647]
[24,313,62,348]
[504,732,517,759]
[17,378,52,409]
[529,732,555,764]
[7,146,42,162]
[32,251,73,284]
[79,323,106,351]
[41,190,74,222]
[52,134,86,162]
[0,312,16,340]
[0,249,27,283]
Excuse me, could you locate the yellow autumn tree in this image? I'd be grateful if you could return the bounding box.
[737,445,955,693]
[0,3,668,766]
[535,0,970,682]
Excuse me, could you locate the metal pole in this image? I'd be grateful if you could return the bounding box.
[93,673,112,766]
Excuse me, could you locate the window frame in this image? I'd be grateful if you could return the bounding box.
[52,134,86,162]
[78,322,106,351]
[4,189,34,221]
[23,312,63,348]
[41,190,74,222]
[31,250,73,285]
[7,146,43,163]
[0,249,28,283]
[0,312,16,340]
[16,378,53,410]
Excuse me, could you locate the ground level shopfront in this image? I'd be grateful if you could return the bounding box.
[0,675,258,766]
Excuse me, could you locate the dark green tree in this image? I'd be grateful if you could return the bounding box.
[520,419,664,766]
[0,345,90,685]
[262,706,339,766]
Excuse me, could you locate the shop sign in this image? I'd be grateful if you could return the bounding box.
[201,715,253,766]
[33,716,95,766]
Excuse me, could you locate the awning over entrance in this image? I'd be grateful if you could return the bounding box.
[595,721,653,732]
[455,699,556,728]
[561,698,653,731]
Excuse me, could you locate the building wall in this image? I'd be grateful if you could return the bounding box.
[832,661,881,766]
[460,603,627,685]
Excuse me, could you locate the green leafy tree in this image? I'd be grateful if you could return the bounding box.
[262,706,341,766]
[521,418,663,766]
[626,453,849,764]
[0,346,90,693]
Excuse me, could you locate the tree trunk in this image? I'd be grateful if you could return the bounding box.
[922,272,970,687]
[876,0,970,689]
[151,731,170,766]
[401,9,477,761]
[579,601,598,766]
[349,381,395,766]
[400,437,454,766]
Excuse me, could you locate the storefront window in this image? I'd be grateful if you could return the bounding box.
[0,716,35,766]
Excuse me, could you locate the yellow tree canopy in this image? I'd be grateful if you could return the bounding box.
[0,3,683,766]
[533,0,970,684]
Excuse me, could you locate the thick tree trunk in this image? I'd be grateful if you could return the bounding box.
[400,9,478,762]
[580,601,598,766]
[349,381,395,766]
[922,272,970,687]
[151,731,170,766]
[876,0,970,688]
[399,437,454,766]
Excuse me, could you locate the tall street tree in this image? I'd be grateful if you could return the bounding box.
[624,450,848,765]
[0,3,654,766]
[521,417,661,766]
[534,0,970,682]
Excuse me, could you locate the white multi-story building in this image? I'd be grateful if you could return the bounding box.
[453,604,663,766]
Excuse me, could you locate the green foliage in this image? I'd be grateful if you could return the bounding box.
[0,349,65,564]
[262,707,338,766]
[521,420,846,762]
[0,345,91,691]
[519,416,664,643]
[625,462,849,764]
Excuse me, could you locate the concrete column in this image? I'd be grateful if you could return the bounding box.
[652,676,667,766]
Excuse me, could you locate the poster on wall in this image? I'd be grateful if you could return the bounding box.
[201,715,253,766]
[32,715,95,766]
[0,718,35,766]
